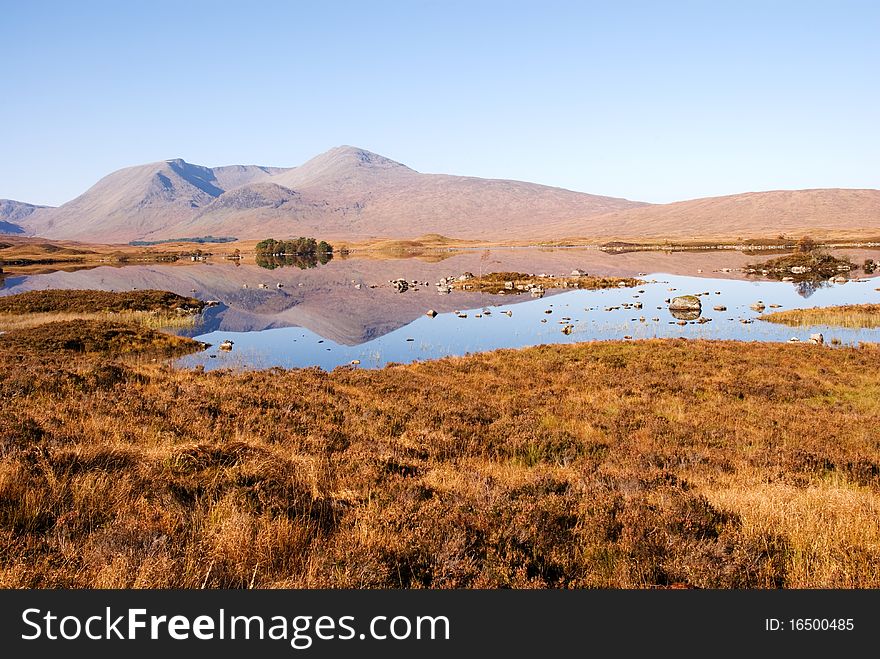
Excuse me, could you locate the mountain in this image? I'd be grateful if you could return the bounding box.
[163,146,645,241]
[0,199,50,234]
[20,160,292,243]
[15,147,645,243]
[13,149,880,243]
[550,189,880,241]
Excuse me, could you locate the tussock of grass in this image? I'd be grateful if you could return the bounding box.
[761,304,880,329]
[0,320,206,356]
[1,340,879,588]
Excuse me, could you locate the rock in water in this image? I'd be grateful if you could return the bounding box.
[669,295,701,312]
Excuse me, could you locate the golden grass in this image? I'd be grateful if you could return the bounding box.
[761,304,880,329]
[705,482,880,588]
[0,289,205,331]
[0,319,206,355]
[1,336,879,588]
[0,310,199,331]
[0,289,204,315]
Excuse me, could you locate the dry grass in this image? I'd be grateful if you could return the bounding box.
[0,238,182,269]
[0,289,205,331]
[0,311,200,332]
[0,289,204,315]
[0,320,206,356]
[761,304,880,329]
[1,336,879,588]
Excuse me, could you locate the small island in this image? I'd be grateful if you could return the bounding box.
[254,237,333,256]
[254,237,334,269]
[746,237,856,282]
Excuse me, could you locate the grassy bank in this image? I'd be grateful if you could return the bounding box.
[1,337,878,588]
[761,304,880,329]
[0,320,206,356]
[0,289,204,314]
[0,290,205,332]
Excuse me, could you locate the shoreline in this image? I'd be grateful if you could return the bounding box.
[4,234,880,273]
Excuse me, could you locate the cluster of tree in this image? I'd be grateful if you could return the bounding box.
[254,238,333,256]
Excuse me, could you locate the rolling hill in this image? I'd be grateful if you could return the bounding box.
[553,188,880,241]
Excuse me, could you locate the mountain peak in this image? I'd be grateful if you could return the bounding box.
[314,146,412,171]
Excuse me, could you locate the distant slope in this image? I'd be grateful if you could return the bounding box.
[19,161,290,243]
[210,165,291,191]
[0,199,50,234]
[159,146,645,241]
[550,189,880,241]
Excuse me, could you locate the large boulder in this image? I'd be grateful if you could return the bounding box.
[669,295,701,312]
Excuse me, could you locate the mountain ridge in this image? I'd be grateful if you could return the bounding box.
[10,147,880,243]
[0,199,51,234]
[558,188,880,241]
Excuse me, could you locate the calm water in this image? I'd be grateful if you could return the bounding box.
[3,248,879,369]
[181,272,880,369]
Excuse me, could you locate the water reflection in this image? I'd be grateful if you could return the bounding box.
[3,247,880,369]
[256,252,333,269]
[793,279,832,299]
[670,308,701,321]
[178,272,880,370]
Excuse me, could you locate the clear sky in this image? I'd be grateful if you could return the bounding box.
[1,0,878,206]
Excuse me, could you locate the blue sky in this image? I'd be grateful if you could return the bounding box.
[1,0,878,206]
